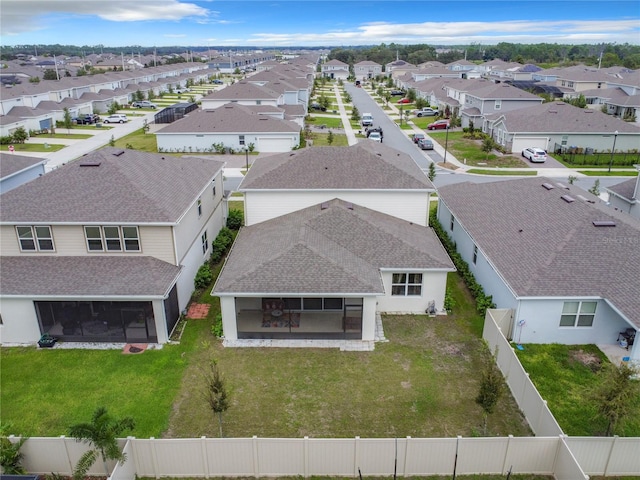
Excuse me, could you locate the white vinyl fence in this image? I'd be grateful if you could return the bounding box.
[483,309,564,437]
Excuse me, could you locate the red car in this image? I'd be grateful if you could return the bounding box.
[397,98,411,104]
[427,119,450,130]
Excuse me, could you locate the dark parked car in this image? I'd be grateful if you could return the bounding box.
[390,90,405,96]
[417,138,434,150]
[411,132,426,144]
[74,114,100,125]
[310,102,327,111]
[212,79,224,84]
[427,119,450,130]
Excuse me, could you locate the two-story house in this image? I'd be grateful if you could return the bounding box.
[353,61,382,80]
[212,143,455,347]
[0,148,225,345]
[321,59,350,80]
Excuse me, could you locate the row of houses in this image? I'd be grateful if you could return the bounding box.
[1,141,638,365]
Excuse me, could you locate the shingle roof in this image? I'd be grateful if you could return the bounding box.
[156,103,299,134]
[202,81,281,101]
[240,143,433,191]
[0,153,46,179]
[0,256,181,296]
[213,199,454,295]
[0,148,224,224]
[606,177,638,201]
[438,176,640,328]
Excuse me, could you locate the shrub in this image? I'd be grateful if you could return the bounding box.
[210,227,234,264]
[211,313,223,338]
[226,209,243,230]
[0,136,14,145]
[194,264,213,290]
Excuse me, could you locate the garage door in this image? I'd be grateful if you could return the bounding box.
[512,136,549,154]
[257,137,293,152]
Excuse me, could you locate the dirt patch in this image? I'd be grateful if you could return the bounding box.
[401,381,411,389]
[570,349,602,371]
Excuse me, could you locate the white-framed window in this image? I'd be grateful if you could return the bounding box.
[16,225,55,251]
[560,301,597,327]
[239,135,245,146]
[197,198,202,217]
[84,226,140,252]
[392,273,423,296]
[472,245,478,265]
[201,230,208,255]
[450,214,454,231]
[212,180,216,198]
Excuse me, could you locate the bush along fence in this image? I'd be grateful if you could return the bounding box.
[558,150,640,167]
[430,211,495,316]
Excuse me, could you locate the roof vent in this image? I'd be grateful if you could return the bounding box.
[542,183,554,190]
[556,182,570,189]
[593,220,616,227]
[345,202,354,210]
[320,202,329,210]
[79,160,101,167]
[112,150,125,157]
[576,195,589,202]
[561,194,575,203]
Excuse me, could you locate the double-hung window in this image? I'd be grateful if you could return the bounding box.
[560,301,597,327]
[201,230,208,255]
[84,226,140,252]
[392,273,423,296]
[16,226,55,251]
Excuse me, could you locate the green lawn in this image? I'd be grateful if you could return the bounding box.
[306,116,344,129]
[466,169,537,176]
[35,132,93,139]
[1,143,65,152]
[577,170,638,176]
[308,132,349,146]
[515,344,640,437]
[113,129,159,152]
[429,132,527,168]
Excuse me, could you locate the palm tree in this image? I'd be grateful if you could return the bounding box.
[68,406,135,480]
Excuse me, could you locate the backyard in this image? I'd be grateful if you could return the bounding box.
[428,131,529,168]
[0,272,531,440]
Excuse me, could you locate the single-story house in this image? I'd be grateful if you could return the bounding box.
[0,153,47,193]
[606,166,640,219]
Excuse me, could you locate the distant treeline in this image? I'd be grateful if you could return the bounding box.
[328,42,640,69]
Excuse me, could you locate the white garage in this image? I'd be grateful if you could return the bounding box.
[257,137,296,152]
[511,136,550,153]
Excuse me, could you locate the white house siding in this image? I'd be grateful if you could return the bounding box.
[156,133,298,154]
[1,97,26,115]
[219,296,238,340]
[0,298,41,343]
[514,298,634,353]
[608,195,640,219]
[377,270,449,314]
[0,163,45,194]
[244,191,430,227]
[511,136,550,153]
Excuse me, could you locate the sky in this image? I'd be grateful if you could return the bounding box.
[1,0,639,48]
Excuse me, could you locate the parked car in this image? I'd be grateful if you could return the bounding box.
[310,102,327,111]
[103,114,128,124]
[355,80,361,87]
[368,131,382,142]
[361,113,374,127]
[390,90,405,96]
[427,120,450,130]
[397,98,411,104]
[366,127,383,139]
[212,79,224,84]
[417,138,434,150]
[132,101,157,109]
[74,114,100,125]
[414,107,437,117]
[411,132,426,144]
[522,147,547,163]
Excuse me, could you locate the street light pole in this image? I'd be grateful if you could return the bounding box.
[244,146,249,171]
[608,130,618,173]
[399,106,403,126]
[444,124,450,164]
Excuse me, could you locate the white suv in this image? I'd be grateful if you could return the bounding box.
[522,147,547,163]
[103,114,128,124]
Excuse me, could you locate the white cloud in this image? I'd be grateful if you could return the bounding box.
[0,0,209,35]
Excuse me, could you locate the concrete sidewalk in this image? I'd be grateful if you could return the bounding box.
[333,84,358,146]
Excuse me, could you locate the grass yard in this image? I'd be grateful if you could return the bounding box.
[165,274,530,439]
[113,129,160,152]
[515,344,640,437]
[309,132,349,146]
[429,132,527,168]
[0,143,65,152]
[577,170,638,176]
[306,115,344,129]
[466,169,537,176]
[35,132,94,139]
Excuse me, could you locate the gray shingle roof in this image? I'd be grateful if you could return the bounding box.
[606,177,638,201]
[0,255,181,296]
[0,153,46,179]
[213,198,454,295]
[202,81,281,101]
[0,148,224,224]
[438,176,640,328]
[156,104,299,134]
[240,143,433,190]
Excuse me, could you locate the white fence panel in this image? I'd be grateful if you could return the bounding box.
[403,437,457,474]
[205,438,255,475]
[503,437,557,474]
[153,438,207,476]
[255,438,304,475]
[111,439,136,480]
[130,438,161,477]
[357,438,403,475]
[457,437,509,474]
[308,438,355,475]
[553,436,589,480]
[602,437,640,476]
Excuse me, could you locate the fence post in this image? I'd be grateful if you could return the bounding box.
[60,435,74,475]
[603,435,618,476]
[252,435,259,478]
[201,436,209,478]
[403,436,411,477]
[304,436,309,478]
[150,437,159,479]
[354,436,360,477]
[501,435,513,475]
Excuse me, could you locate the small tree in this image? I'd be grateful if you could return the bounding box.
[475,348,504,435]
[12,127,28,144]
[592,362,640,436]
[63,107,73,132]
[481,137,494,160]
[226,209,243,230]
[589,179,601,196]
[428,162,436,181]
[108,135,116,147]
[43,69,57,80]
[0,424,28,474]
[202,359,230,438]
[351,106,360,122]
[107,102,120,115]
[327,130,334,145]
[68,406,135,480]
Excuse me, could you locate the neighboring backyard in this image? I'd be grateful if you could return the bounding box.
[0,273,531,440]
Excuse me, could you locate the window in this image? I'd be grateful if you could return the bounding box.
[450,214,454,231]
[560,301,597,327]
[197,198,202,217]
[392,273,423,296]
[84,226,140,252]
[239,135,245,146]
[16,226,55,251]
[212,181,216,198]
[122,226,140,251]
[201,231,208,255]
[472,245,478,265]
[103,226,122,251]
[323,298,343,310]
[85,226,104,251]
[494,100,501,110]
